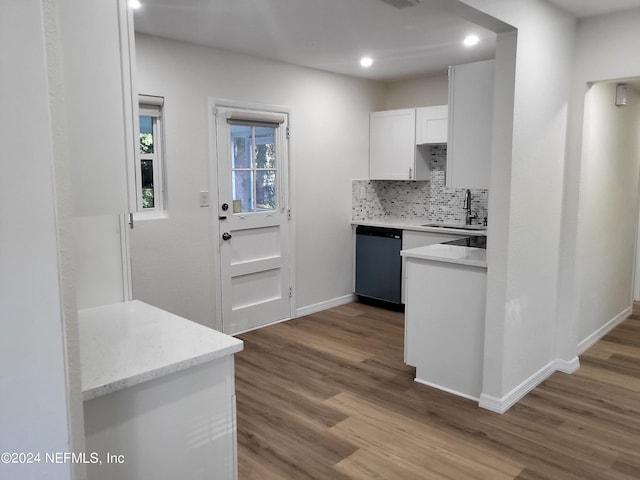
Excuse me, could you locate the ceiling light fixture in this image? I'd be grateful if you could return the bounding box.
[360,57,373,68]
[128,0,142,9]
[463,35,479,47]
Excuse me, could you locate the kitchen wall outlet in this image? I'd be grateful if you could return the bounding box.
[199,190,209,207]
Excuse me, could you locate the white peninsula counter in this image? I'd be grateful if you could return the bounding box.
[79,300,243,480]
[401,242,487,401]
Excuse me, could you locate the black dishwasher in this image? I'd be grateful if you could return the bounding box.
[355,226,402,305]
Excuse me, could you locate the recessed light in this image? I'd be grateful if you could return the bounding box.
[463,35,479,47]
[360,57,373,68]
[128,0,142,9]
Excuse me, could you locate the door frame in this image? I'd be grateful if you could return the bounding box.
[208,98,296,333]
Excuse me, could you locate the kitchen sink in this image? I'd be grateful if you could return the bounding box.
[421,223,487,231]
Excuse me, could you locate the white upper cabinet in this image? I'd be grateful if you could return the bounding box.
[369,108,429,180]
[416,105,448,145]
[58,0,137,216]
[446,59,495,190]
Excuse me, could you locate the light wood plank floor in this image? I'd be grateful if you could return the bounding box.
[235,302,640,479]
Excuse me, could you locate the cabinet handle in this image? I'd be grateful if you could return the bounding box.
[409,167,413,179]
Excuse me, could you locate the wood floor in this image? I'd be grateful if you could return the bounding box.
[234,302,640,479]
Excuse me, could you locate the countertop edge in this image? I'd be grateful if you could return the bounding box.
[79,300,244,401]
[401,246,488,268]
[351,219,487,236]
[82,342,243,401]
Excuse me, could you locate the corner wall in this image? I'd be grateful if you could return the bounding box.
[0,2,73,478]
[131,35,386,328]
[459,0,577,409]
[557,9,640,361]
[43,0,89,475]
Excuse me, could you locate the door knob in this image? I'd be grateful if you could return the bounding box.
[222,232,232,241]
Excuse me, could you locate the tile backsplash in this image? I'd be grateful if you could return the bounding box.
[352,145,489,224]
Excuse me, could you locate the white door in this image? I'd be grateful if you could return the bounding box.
[215,106,292,334]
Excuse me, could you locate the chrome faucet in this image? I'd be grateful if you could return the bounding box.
[463,189,477,225]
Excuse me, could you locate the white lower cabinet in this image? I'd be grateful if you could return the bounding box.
[404,257,487,400]
[80,301,242,480]
[84,356,238,480]
[401,230,466,303]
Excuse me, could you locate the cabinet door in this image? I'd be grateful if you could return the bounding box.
[370,109,416,180]
[447,60,494,189]
[416,105,448,144]
[59,0,135,217]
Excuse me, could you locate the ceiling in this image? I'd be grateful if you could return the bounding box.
[546,0,640,18]
[133,0,640,82]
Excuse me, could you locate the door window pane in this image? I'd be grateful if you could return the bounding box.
[231,125,252,168]
[254,127,275,168]
[256,170,276,211]
[140,115,154,154]
[232,170,253,213]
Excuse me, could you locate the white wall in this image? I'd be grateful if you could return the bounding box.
[0,2,72,478]
[556,9,640,363]
[131,34,386,328]
[459,0,577,408]
[576,83,640,347]
[385,74,449,109]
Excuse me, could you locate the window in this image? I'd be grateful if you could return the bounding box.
[136,95,165,214]
[230,124,277,213]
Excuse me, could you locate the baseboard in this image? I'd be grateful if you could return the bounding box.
[234,294,356,334]
[555,356,580,374]
[479,360,557,414]
[478,393,505,414]
[232,316,291,335]
[577,305,632,355]
[413,377,480,403]
[296,294,356,318]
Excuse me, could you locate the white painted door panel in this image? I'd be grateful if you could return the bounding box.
[416,105,448,145]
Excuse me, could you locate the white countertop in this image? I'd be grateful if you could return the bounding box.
[401,243,487,268]
[352,217,487,236]
[79,300,243,401]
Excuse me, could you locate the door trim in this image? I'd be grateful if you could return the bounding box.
[208,98,296,332]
